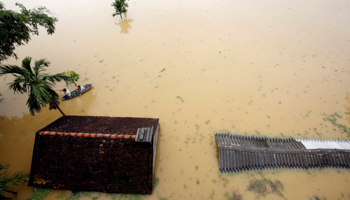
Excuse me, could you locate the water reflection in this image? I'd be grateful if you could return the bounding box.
[114,13,133,34]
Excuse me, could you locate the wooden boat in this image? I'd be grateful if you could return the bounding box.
[61,83,93,101]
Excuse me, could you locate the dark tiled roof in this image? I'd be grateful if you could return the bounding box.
[29,116,160,194]
[39,116,159,135]
[39,131,137,139]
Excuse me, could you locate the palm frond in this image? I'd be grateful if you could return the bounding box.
[123,1,128,9]
[38,76,56,88]
[111,0,128,18]
[49,94,60,110]
[33,58,50,76]
[0,65,26,77]
[21,57,33,75]
[7,75,27,94]
[0,163,28,200]
[27,91,43,115]
[1,171,28,186]
[0,163,10,173]
[26,84,52,115]
[44,73,74,86]
[45,86,59,99]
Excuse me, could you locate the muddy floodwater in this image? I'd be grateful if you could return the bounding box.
[1,0,350,199]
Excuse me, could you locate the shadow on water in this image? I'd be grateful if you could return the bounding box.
[114,13,133,34]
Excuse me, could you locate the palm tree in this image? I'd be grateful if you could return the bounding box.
[0,57,73,116]
[111,0,128,19]
[0,163,28,199]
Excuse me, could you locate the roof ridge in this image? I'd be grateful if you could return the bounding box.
[38,131,136,139]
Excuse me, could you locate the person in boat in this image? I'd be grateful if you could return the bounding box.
[61,88,71,100]
[78,85,86,96]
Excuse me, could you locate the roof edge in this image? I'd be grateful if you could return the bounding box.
[39,131,136,140]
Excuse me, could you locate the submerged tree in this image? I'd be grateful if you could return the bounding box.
[0,163,28,199]
[247,178,286,200]
[230,190,242,200]
[0,57,74,116]
[0,2,58,62]
[111,0,128,19]
[63,70,80,86]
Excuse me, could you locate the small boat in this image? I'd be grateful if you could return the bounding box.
[61,83,93,101]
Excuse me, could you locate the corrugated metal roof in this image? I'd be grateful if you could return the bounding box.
[295,139,350,150]
[136,127,154,142]
[216,133,350,172]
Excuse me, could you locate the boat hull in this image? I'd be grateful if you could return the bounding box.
[61,83,93,101]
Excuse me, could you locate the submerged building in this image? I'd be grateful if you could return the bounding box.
[216,133,350,173]
[28,116,160,194]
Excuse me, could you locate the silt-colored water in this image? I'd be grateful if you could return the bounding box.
[1,0,350,199]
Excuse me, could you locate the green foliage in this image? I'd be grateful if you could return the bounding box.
[27,188,53,200]
[176,96,184,102]
[63,70,80,86]
[0,57,74,116]
[153,177,159,187]
[0,163,28,199]
[0,2,58,62]
[323,112,350,137]
[111,0,128,19]
[195,124,199,130]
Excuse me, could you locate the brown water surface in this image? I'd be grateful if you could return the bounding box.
[1,0,350,199]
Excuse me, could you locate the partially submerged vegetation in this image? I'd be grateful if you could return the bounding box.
[0,163,28,199]
[247,178,286,200]
[229,190,242,200]
[26,188,53,200]
[322,112,350,137]
[111,0,128,19]
[63,70,80,86]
